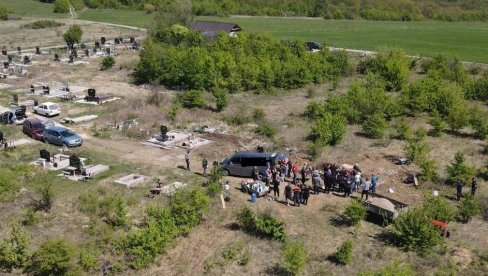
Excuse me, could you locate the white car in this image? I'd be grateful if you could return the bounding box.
[33,102,61,117]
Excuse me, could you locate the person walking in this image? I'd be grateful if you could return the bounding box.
[471,177,478,196]
[361,178,371,200]
[371,174,379,195]
[202,158,208,176]
[184,149,191,171]
[456,180,463,201]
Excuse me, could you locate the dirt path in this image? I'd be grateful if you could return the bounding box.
[69,4,77,19]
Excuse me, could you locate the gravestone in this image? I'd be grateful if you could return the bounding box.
[130,37,135,43]
[40,149,51,161]
[23,56,31,65]
[95,41,100,49]
[80,43,86,49]
[35,46,41,55]
[12,94,18,104]
[54,53,60,62]
[33,99,38,106]
[132,41,139,50]
[257,145,264,153]
[68,54,74,63]
[119,37,123,43]
[85,49,89,57]
[7,55,12,63]
[105,48,110,55]
[17,47,21,55]
[85,88,97,102]
[0,131,3,143]
[69,155,83,170]
[157,125,169,142]
[30,85,35,94]
[3,62,8,69]
[114,38,120,44]
[72,49,78,59]
[1,50,6,56]
[101,37,106,45]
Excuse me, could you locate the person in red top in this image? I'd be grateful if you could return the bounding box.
[292,162,299,184]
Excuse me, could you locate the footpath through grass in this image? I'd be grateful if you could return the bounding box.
[200,16,488,63]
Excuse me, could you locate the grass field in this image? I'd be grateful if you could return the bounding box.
[201,16,488,63]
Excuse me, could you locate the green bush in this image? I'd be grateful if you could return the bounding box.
[100,56,115,71]
[53,0,70,13]
[358,261,415,276]
[63,24,83,48]
[170,188,210,235]
[458,195,481,223]
[390,208,441,252]
[282,241,308,275]
[21,208,38,226]
[254,122,277,138]
[29,239,74,275]
[422,54,468,85]
[422,194,456,222]
[0,5,7,21]
[469,106,488,139]
[144,3,156,13]
[446,151,476,185]
[78,193,99,215]
[167,101,181,123]
[206,181,222,197]
[394,118,413,141]
[238,207,287,242]
[357,49,410,91]
[335,239,353,265]
[212,89,228,111]
[362,113,388,139]
[79,246,99,271]
[405,129,431,166]
[252,108,266,121]
[419,159,438,182]
[428,110,446,137]
[0,223,30,271]
[99,195,130,228]
[344,200,367,226]
[178,90,205,108]
[38,182,53,212]
[24,20,64,29]
[309,112,347,146]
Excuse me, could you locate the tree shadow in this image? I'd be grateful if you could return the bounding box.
[264,264,290,276]
[224,222,240,231]
[329,215,349,227]
[444,129,473,139]
[177,165,188,170]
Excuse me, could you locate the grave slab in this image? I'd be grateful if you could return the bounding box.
[160,182,187,196]
[75,97,122,105]
[62,115,98,124]
[114,174,149,188]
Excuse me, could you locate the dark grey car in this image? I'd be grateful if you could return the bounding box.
[220,151,288,178]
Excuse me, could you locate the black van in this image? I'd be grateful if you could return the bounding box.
[220,151,288,177]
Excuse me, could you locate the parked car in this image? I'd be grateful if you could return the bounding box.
[1,107,27,125]
[220,151,288,177]
[43,126,82,147]
[22,118,45,140]
[33,102,60,117]
[306,41,322,52]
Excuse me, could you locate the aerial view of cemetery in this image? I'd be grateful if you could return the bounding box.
[1,0,488,275]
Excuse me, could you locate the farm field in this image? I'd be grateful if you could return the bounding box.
[200,16,488,63]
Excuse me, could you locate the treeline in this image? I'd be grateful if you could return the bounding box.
[38,0,488,21]
[134,25,349,93]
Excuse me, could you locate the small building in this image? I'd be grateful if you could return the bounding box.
[190,20,241,38]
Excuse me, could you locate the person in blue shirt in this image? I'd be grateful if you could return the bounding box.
[371,174,379,195]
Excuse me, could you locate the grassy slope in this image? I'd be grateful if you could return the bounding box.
[201,16,488,63]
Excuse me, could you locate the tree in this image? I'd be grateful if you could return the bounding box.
[404,129,430,165]
[170,188,210,235]
[446,99,469,132]
[29,239,74,275]
[100,56,115,71]
[362,113,387,139]
[344,199,366,226]
[53,0,70,13]
[335,240,353,265]
[446,151,476,185]
[282,241,308,275]
[428,110,446,137]
[178,90,205,108]
[212,89,228,111]
[0,223,30,271]
[422,194,456,222]
[458,195,481,223]
[309,113,347,146]
[63,24,82,49]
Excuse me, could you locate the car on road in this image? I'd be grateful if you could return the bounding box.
[43,126,82,147]
[33,102,60,117]
[22,118,45,140]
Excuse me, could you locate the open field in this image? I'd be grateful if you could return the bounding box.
[200,16,488,63]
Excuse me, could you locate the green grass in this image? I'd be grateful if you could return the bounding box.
[200,16,488,63]
[77,9,154,28]
[0,0,68,19]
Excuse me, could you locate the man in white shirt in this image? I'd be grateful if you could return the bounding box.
[361,178,371,200]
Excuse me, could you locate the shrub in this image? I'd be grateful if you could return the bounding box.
[38,183,53,212]
[212,89,228,111]
[206,181,222,197]
[405,130,431,166]
[100,56,115,71]
[419,160,438,182]
[428,110,446,137]
[237,207,287,242]
[254,122,277,138]
[144,3,156,14]
[0,223,30,271]
[24,20,64,29]
[390,208,441,252]
[63,24,83,48]
[282,241,308,275]
[0,5,7,21]
[394,118,413,140]
[170,188,210,235]
[21,208,38,226]
[362,113,387,139]
[252,108,266,121]
[469,106,488,139]
[167,101,181,123]
[358,261,415,276]
[344,199,367,226]
[79,246,99,271]
[178,90,205,108]
[53,0,70,13]
[458,195,481,223]
[29,239,74,275]
[422,194,456,222]
[446,151,476,185]
[309,113,347,146]
[99,195,130,228]
[335,239,353,265]
[78,193,99,215]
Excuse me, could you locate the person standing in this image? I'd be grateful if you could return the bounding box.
[324,168,332,194]
[456,180,463,201]
[273,172,281,198]
[312,168,321,194]
[252,166,259,181]
[287,160,293,178]
[471,177,478,196]
[292,162,299,184]
[301,163,307,184]
[284,182,292,206]
[354,172,361,193]
[202,158,208,176]
[344,176,351,197]
[301,184,310,205]
[292,184,301,207]
[361,178,371,200]
[371,174,379,195]
[184,149,191,171]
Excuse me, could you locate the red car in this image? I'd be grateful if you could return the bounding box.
[22,118,45,140]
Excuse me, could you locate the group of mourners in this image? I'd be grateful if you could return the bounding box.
[251,158,379,207]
